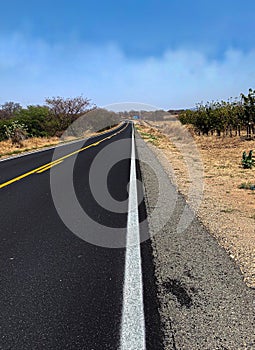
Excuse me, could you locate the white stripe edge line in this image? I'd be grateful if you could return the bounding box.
[120,123,146,350]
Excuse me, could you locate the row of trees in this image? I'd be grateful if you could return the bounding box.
[117,110,167,121]
[179,89,255,137]
[0,96,97,142]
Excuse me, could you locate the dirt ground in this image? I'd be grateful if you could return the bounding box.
[136,120,255,288]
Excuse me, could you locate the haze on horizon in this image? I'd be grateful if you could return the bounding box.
[1,0,255,110]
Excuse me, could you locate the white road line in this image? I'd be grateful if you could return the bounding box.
[120,123,146,350]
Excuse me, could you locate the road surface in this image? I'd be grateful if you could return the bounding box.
[0,122,162,350]
[1,121,255,350]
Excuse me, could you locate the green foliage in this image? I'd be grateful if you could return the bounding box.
[16,106,52,137]
[179,98,244,135]
[179,109,196,125]
[240,88,255,124]
[0,120,10,141]
[0,96,96,140]
[179,89,255,137]
[242,150,255,169]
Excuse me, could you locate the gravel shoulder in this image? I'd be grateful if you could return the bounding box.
[136,131,255,350]
[136,121,255,288]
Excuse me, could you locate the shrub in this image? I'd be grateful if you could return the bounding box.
[4,120,28,147]
[239,182,255,190]
[242,150,255,169]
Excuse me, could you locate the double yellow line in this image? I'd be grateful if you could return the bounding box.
[0,123,129,189]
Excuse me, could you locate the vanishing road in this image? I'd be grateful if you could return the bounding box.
[0,122,162,350]
[1,121,255,350]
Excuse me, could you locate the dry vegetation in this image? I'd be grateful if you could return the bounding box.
[0,124,120,159]
[136,120,255,288]
[0,137,61,159]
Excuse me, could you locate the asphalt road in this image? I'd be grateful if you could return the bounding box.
[0,122,162,350]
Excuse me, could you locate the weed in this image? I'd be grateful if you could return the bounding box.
[242,150,255,169]
[239,182,255,190]
[140,131,158,139]
[220,208,235,213]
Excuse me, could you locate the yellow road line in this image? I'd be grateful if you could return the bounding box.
[36,160,63,174]
[0,163,54,189]
[0,123,129,189]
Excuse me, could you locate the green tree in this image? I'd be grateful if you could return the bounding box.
[240,88,255,124]
[16,105,52,137]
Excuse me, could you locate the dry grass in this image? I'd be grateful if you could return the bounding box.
[0,137,62,159]
[0,126,115,159]
[137,120,255,288]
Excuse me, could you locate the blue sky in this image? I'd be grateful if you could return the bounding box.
[1,0,255,109]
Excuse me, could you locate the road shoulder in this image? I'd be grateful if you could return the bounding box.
[136,133,255,350]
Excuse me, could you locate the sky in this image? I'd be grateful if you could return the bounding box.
[1,0,255,109]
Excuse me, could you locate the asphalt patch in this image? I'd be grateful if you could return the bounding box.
[163,279,193,308]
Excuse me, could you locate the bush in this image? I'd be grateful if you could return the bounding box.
[16,106,52,137]
[242,150,255,169]
[4,120,28,146]
[0,120,10,141]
